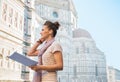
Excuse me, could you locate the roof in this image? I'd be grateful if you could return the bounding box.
[73,28,92,38]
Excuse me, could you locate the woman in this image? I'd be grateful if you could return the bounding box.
[27,21,63,82]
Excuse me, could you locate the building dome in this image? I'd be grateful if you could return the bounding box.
[73,28,92,38]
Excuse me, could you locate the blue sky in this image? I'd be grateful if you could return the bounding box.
[73,0,120,69]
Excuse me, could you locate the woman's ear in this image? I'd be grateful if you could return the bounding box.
[49,30,53,35]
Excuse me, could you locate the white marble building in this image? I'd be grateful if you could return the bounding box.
[72,28,108,82]
[107,66,120,82]
[0,0,24,82]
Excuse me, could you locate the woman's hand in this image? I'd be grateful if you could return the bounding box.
[37,38,45,44]
[29,65,41,71]
[40,37,45,43]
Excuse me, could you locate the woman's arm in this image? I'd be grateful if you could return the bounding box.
[27,39,44,56]
[27,42,40,56]
[30,51,63,71]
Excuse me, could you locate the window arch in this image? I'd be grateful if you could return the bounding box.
[53,11,58,18]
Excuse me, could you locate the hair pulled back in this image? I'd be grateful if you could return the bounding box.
[44,21,60,37]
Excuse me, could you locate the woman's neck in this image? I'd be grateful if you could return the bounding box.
[46,36,54,42]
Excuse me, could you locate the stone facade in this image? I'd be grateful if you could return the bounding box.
[72,28,108,82]
[0,0,24,82]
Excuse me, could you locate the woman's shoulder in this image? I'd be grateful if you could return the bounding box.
[52,41,61,46]
[51,41,62,50]
[50,41,62,52]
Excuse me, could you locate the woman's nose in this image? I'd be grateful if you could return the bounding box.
[40,32,42,35]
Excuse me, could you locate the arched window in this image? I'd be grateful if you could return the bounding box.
[53,11,58,18]
[2,3,7,21]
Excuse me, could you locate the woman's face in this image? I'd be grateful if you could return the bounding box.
[40,25,52,39]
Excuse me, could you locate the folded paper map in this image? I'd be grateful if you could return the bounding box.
[8,52,38,66]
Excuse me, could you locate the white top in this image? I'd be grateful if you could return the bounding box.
[41,41,62,82]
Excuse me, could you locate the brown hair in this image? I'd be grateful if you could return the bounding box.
[44,21,60,37]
